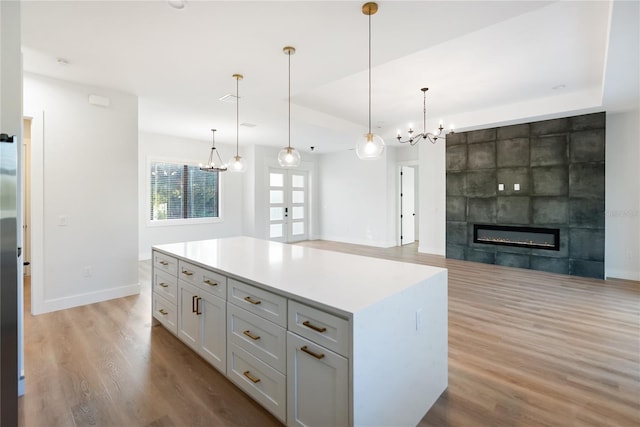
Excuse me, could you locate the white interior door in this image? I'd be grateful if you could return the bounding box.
[22,118,31,276]
[400,166,415,245]
[268,168,308,243]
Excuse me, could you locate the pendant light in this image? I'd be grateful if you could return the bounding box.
[356,2,384,159]
[200,129,227,172]
[277,46,301,168]
[228,73,247,172]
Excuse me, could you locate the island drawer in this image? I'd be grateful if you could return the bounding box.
[154,251,178,277]
[178,260,227,299]
[227,343,286,422]
[288,300,350,357]
[228,303,286,374]
[228,279,287,328]
[153,269,178,304]
[153,293,177,335]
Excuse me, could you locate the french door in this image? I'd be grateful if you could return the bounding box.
[268,168,308,242]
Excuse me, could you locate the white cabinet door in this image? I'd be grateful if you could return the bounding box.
[178,281,226,374]
[200,293,226,374]
[178,282,199,351]
[287,332,348,427]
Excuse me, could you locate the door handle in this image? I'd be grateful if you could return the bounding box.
[284,207,288,218]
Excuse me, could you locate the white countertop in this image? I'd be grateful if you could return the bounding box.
[153,236,447,316]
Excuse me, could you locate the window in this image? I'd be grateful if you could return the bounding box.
[150,161,219,222]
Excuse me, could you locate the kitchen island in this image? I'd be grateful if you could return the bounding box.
[152,236,448,426]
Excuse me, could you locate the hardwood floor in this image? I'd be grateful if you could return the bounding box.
[18,241,640,426]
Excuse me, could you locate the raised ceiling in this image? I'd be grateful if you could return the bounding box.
[20,1,628,153]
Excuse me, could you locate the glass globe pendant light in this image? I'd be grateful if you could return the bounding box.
[356,2,384,159]
[277,46,301,168]
[228,73,247,172]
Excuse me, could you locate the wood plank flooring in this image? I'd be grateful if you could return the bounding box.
[18,241,640,426]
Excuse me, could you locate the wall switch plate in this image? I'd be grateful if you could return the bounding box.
[498,183,504,191]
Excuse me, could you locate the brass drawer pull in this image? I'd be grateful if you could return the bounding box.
[159,282,169,288]
[181,270,194,276]
[204,279,218,286]
[159,261,169,266]
[243,370,261,384]
[303,320,327,333]
[244,296,262,305]
[243,330,261,341]
[159,309,168,315]
[301,346,325,360]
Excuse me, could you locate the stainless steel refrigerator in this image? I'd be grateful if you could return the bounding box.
[0,132,18,425]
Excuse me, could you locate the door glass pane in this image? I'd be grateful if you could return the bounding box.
[270,173,284,187]
[292,190,304,204]
[292,206,304,219]
[270,190,283,204]
[270,207,283,221]
[292,222,304,235]
[270,224,283,238]
[291,174,305,188]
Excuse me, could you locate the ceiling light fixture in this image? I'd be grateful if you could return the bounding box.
[396,88,454,145]
[356,2,384,160]
[167,0,186,10]
[278,46,301,168]
[200,129,227,172]
[228,74,246,173]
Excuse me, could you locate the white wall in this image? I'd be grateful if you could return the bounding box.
[605,109,640,280]
[318,149,396,247]
[24,73,139,314]
[418,139,446,255]
[138,131,244,260]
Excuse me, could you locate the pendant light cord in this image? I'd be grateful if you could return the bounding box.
[368,9,372,136]
[423,89,426,134]
[236,76,240,157]
[288,50,292,150]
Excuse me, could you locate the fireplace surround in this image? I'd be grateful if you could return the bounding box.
[445,112,605,279]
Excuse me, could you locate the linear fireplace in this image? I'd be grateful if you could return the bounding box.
[473,224,560,251]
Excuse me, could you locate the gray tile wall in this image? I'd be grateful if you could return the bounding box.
[445,112,605,279]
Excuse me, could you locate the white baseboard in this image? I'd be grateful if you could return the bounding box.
[319,235,396,248]
[36,283,141,315]
[418,244,445,256]
[605,268,640,281]
[139,250,152,261]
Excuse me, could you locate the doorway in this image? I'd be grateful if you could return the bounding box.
[22,118,31,276]
[268,168,309,242]
[400,165,418,246]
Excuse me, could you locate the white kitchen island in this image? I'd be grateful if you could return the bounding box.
[151,236,448,426]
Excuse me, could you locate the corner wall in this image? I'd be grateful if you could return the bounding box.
[605,109,640,280]
[24,73,139,314]
[317,148,397,248]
